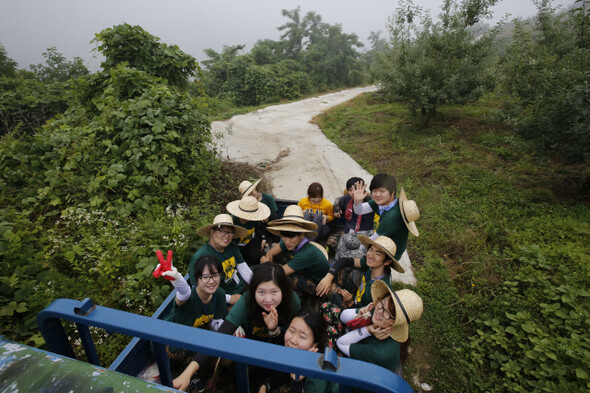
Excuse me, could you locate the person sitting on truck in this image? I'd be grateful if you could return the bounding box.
[188,214,251,304]
[351,174,420,261]
[239,178,279,223]
[316,235,403,308]
[172,263,301,391]
[159,256,228,374]
[298,182,334,241]
[226,195,271,266]
[332,177,375,261]
[260,205,329,299]
[337,282,423,383]
[258,309,338,393]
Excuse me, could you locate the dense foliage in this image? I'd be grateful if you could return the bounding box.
[200,7,366,106]
[318,92,590,392]
[497,0,590,163]
[373,0,499,124]
[0,26,229,357]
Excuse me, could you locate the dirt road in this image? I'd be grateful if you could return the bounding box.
[213,86,417,286]
[212,86,377,202]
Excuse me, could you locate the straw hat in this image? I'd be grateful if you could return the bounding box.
[266,223,318,238]
[226,195,271,222]
[399,188,420,237]
[358,235,404,273]
[371,281,423,342]
[309,241,328,261]
[239,179,262,197]
[268,205,318,231]
[196,214,248,239]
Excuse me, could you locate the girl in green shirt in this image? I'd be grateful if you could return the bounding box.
[259,310,338,393]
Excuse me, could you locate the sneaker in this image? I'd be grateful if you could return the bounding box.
[188,377,206,393]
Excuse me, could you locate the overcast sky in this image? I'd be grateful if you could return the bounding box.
[0,0,573,72]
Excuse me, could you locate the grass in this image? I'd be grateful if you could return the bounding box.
[316,91,590,392]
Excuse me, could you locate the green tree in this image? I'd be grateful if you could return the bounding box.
[29,47,88,83]
[497,0,590,168]
[0,44,18,78]
[374,0,499,124]
[93,23,198,88]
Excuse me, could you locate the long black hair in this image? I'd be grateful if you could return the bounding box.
[247,263,295,328]
[290,309,327,353]
[192,255,222,285]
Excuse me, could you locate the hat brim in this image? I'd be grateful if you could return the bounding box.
[372,281,411,342]
[267,223,318,238]
[268,217,318,231]
[358,235,404,273]
[399,188,419,237]
[226,200,270,221]
[196,222,248,239]
[309,241,329,261]
[242,179,262,197]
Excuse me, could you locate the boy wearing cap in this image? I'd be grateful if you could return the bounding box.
[188,214,252,304]
[261,206,329,293]
[226,195,271,266]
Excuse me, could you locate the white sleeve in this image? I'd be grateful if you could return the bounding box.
[210,318,224,331]
[236,262,253,284]
[225,294,232,304]
[353,202,373,215]
[336,327,371,357]
[340,308,358,324]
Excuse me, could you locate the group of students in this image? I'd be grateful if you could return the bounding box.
[154,174,423,392]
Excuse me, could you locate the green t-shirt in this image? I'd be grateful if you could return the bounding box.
[281,240,329,284]
[354,258,392,307]
[188,242,246,295]
[225,290,301,340]
[350,336,400,374]
[261,193,278,214]
[232,216,263,246]
[367,199,408,260]
[164,287,227,328]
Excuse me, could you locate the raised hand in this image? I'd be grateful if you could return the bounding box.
[262,306,279,331]
[352,181,368,204]
[152,250,174,280]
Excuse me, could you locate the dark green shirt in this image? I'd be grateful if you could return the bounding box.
[350,336,400,374]
[354,258,392,307]
[188,242,246,295]
[281,240,329,284]
[367,199,408,260]
[164,287,227,328]
[261,193,278,214]
[232,216,263,246]
[225,291,301,340]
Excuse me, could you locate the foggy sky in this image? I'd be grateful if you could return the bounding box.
[0,0,573,72]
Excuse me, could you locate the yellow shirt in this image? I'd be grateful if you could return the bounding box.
[297,197,334,222]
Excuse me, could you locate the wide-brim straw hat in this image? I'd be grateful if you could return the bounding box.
[371,281,423,342]
[268,205,318,231]
[266,223,318,238]
[226,195,270,221]
[309,241,328,260]
[358,235,404,273]
[399,188,420,237]
[239,179,262,197]
[196,214,248,239]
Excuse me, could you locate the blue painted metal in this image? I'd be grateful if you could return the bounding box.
[38,298,414,393]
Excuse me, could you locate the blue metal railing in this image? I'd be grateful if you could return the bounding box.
[38,298,413,393]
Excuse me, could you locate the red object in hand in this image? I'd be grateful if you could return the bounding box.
[346,316,372,329]
[153,250,173,280]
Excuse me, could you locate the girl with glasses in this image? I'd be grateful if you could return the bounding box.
[188,214,252,305]
[336,281,423,382]
[157,255,228,387]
